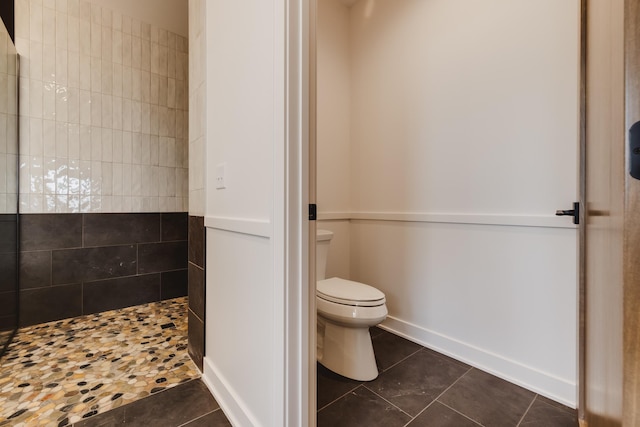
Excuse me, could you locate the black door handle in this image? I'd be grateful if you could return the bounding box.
[555,202,579,225]
[630,121,640,179]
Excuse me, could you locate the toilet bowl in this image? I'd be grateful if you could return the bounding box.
[316,230,388,381]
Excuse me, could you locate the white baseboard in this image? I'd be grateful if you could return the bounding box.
[380,316,577,408]
[202,357,261,427]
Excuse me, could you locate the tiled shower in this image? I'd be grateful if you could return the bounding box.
[6,0,196,323]
[1,0,206,389]
[0,0,210,423]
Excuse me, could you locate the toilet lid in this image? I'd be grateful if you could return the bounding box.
[317,278,386,307]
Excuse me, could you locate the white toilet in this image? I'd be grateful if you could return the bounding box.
[316,229,388,381]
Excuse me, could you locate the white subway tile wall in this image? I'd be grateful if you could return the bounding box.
[188,0,205,216]
[0,25,19,214]
[15,0,189,213]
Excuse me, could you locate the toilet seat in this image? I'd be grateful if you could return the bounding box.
[317,277,386,307]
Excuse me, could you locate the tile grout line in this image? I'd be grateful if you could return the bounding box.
[317,346,437,418]
[189,307,205,325]
[376,346,424,374]
[361,384,414,419]
[400,366,478,427]
[317,344,423,414]
[437,400,486,427]
[399,398,437,426]
[175,407,222,427]
[136,241,139,275]
[432,366,474,403]
[79,379,201,426]
[516,394,538,427]
[316,382,363,413]
[81,213,85,316]
[363,364,479,427]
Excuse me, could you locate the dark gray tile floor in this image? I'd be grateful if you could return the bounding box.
[72,328,578,427]
[73,379,231,427]
[318,328,578,427]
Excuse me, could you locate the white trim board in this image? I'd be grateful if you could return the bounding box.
[318,211,577,229]
[379,316,577,408]
[202,357,262,427]
[317,212,351,221]
[204,216,272,238]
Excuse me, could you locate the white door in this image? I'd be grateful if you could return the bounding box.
[314,0,580,407]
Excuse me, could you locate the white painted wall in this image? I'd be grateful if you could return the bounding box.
[204,1,274,222]
[205,229,276,426]
[316,0,580,406]
[317,0,350,215]
[317,0,351,279]
[350,220,577,402]
[315,219,350,279]
[203,0,277,420]
[349,0,579,215]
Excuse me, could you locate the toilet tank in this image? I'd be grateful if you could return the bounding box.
[316,229,334,280]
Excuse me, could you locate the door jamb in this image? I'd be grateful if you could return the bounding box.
[307,0,318,426]
[578,0,587,422]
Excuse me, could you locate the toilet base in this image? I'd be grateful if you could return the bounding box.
[317,315,379,381]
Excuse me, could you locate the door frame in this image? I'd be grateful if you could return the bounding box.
[623,0,640,424]
[581,0,640,424]
[306,1,584,422]
[578,0,587,420]
[283,0,313,425]
[307,0,318,425]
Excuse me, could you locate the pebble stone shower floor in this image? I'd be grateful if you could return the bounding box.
[0,297,199,426]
